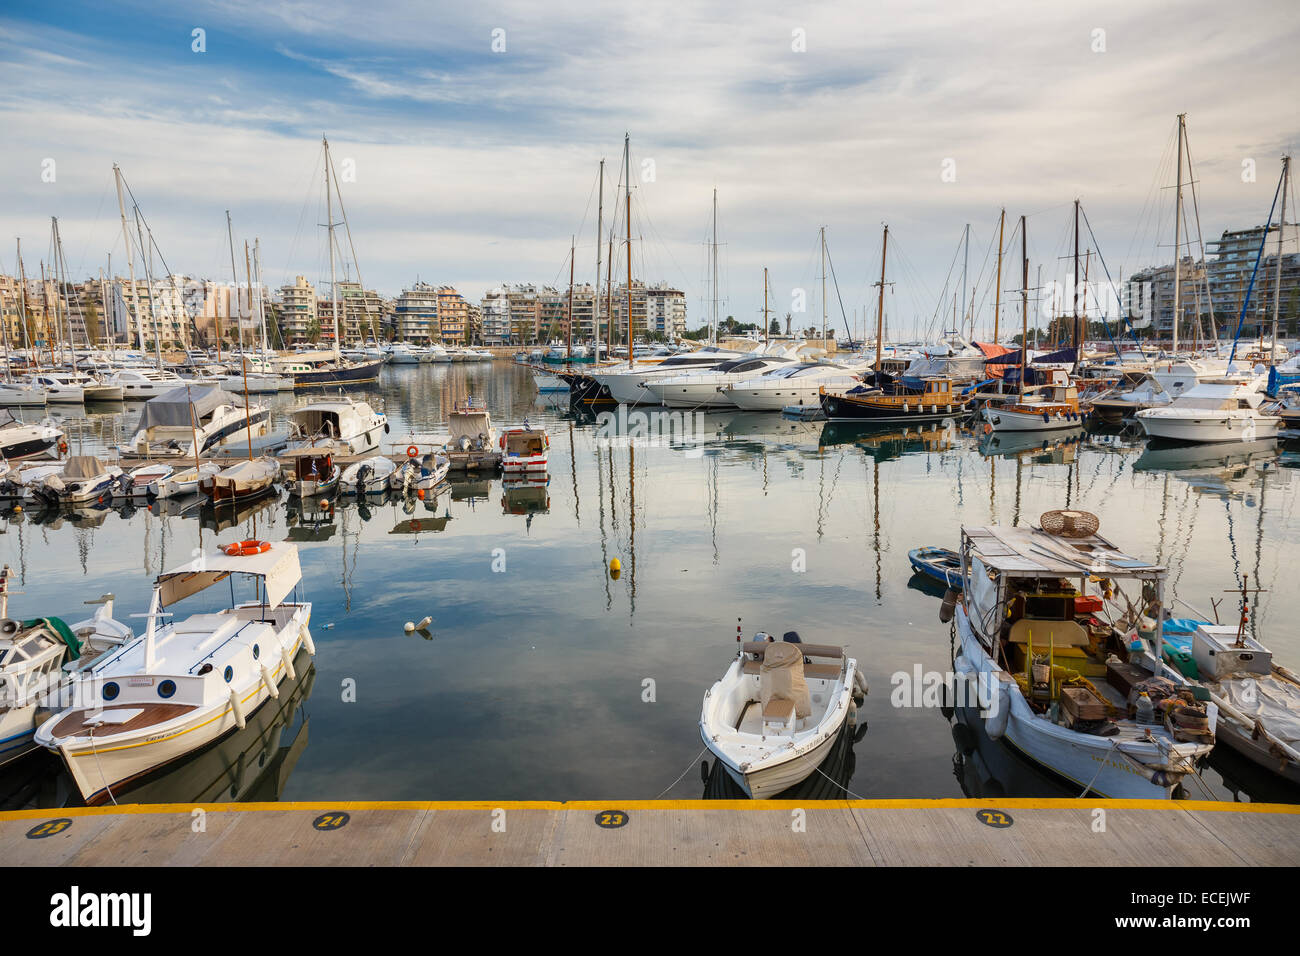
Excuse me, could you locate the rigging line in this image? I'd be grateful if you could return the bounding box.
[1079,204,1145,357]
[821,240,855,344]
[1180,129,1220,337]
[1228,166,1285,364]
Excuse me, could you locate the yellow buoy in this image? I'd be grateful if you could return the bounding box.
[609,558,621,573]
[13,505,21,513]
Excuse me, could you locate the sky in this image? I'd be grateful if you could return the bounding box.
[0,0,1297,341]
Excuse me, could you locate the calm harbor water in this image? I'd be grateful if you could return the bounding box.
[4,361,1300,807]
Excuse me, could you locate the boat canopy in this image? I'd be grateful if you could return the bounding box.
[62,456,107,479]
[156,541,302,609]
[133,384,240,433]
[963,525,1165,580]
[984,346,1078,367]
[448,411,491,441]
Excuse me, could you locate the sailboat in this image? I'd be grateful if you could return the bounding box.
[982,215,1084,433]
[274,138,384,388]
[821,225,974,422]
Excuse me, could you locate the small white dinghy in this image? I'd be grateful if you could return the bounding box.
[33,455,123,505]
[389,451,449,494]
[340,455,396,494]
[700,637,866,798]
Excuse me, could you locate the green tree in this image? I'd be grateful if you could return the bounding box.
[307,319,321,345]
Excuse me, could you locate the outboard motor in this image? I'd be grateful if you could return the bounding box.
[356,463,371,492]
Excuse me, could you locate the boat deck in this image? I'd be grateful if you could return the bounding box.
[1,799,1295,866]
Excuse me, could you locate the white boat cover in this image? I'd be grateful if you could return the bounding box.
[133,384,240,432]
[760,642,811,718]
[156,541,302,609]
[1215,675,1300,746]
[449,411,492,442]
[62,456,107,479]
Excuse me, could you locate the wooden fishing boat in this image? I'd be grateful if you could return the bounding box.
[700,637,867,798]
[955,512,1216,798]
[280,447,340,498]
[819,375,970,423]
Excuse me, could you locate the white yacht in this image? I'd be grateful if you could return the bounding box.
[644,354,799,408]
[35,541,315,805]
[286,399,388,456]
[123,385,271,459]
[23,372,84,403]
[0,409,64,460]
[591,346,746,405]
[0,380,47,406]
[724,362,866,412]
[340,454,396,494]
[384,342,423,365]
[106,367,189,399]
[1136,376,1280,444]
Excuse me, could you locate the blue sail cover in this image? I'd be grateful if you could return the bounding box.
[1266,365,1300,397]
[983,346,1077,366]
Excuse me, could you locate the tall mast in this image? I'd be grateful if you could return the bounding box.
[16,241,32,367]
[1172,114,1185,355]
[624,134,632,349]
[113,164,144,353]
[1020,215,1029,398]
[711,189,719,342]
[1271,155,1290,361]
[820,226,827,346]
[993,208,1005,343]
[325,137,341,362]
[763,267,769,347]
[255,238,269,353]
[874,224,888,374]
[226,210,241,357]
[567,236,574,359]
[241,241,255,462]
[1072,198,1080,352]
[962,223,970,333]
[595,159,604,353]
[133,209,163,368]
[53,218,77,369]
[605,229,615,355]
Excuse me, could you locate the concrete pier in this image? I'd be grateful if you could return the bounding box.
[2,799,1295,866]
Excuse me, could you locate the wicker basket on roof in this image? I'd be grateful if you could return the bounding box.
[1040,509,1100,538]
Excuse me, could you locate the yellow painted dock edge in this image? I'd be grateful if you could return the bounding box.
[2,797,1298,823]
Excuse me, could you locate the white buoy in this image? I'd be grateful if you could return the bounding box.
[404,621,415,632]
[281,645,296,681]
[301,629,316,655]
[229,689,246,729]
[416,616,432,630]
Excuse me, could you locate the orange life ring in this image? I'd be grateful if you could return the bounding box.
[223,539,272,557]
[983,423,993,434]
[499,435,506,450]
[58,440,68,454]
[406,445,419,458]
[409,519,421,531]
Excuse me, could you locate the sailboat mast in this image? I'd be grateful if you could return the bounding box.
[113,165,144,354]
[1020,215,1028,398]
[133,210,164,369]
[325,137,341,362]
[994,208,1005,343]
[1172,114,1185,355]
[53,218,78,370]
[16,240,32,367]
[255,238,269,353]
[962,223,969,333]
[1271,155,1290,361]
[567,236,574,359]
[712,190,719,342]
[624,134,632,349]
[595,159,604,352]
[874,224,888,374]
[763,267,769,347]
[226,210,241,357]
[242,241,255,463]
[820,226,827,347]
[605,230,615,355]
[1071,199,1080,352]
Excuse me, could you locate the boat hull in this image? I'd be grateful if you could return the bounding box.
[821,392,971,423]
[291,359,383,389]
[981,404,1084,432]
[1136,413,1280,444]
[711,722,843,798]
[49,628,312,805]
